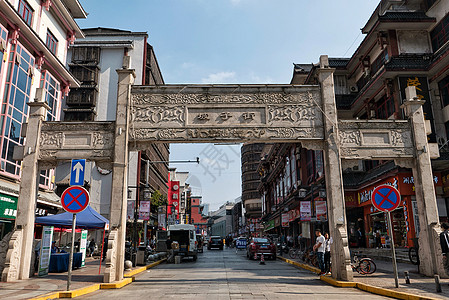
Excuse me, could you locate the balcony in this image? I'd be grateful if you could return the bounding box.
[66,88,97,107]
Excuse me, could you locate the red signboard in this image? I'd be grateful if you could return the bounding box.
[281,213,289,227]
[168,181,180,215]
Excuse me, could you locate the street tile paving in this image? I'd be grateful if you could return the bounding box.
[79,248,387,300]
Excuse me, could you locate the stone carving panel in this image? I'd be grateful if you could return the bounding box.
[39,122,115,162]
[103,229,118,283]
[129,85,324,144]
[1,229,22,282]
[338,120,414,159]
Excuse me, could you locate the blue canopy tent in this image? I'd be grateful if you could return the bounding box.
[35,205,109,229]
[35,205,109,273]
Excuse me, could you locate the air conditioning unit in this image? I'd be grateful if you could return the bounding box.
[349,86,358,93]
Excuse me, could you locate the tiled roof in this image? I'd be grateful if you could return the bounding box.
[329,58,350,68]
[293,64,314,73]
[379,11,436,22]
[343,161,396,188]
[385,55,431,71]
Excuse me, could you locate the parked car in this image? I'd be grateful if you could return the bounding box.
[208,236,224,250]
[247,237,276,260]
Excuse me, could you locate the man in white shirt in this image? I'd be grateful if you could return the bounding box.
[313,229,326,275]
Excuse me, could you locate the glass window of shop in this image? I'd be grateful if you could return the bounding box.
[369,208,407,248]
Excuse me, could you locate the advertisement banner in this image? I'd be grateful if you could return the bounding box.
[0,193,18,219]
[315,201,327,221]
[80,230,88,267]
[158,213,166,229]
[288,209,300,222]
[264,220,275,231]
[127,200,135,220]
[281,213,289,227]
[138,200,151,221]
[38,226,54,277]
[300,201,311,221]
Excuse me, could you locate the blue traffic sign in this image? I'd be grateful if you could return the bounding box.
[70,159,85,186]
[371,185,401,212]
[61,186,90,213]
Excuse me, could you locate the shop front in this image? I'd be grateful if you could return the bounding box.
[354,172,442,248]
[0,193,17,239]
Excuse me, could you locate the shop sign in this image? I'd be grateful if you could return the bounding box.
[288,209,300,222]
[127,200,135,220]
[399,173,441,195]
[281,213,289,227]
[264,220,275,231]
[80,230,88,267]
[315,201,327,221]
[274,217,280,227]
[38,226,53,277]
[344,193,358,208]
[138,200,151,221]
[300,201,311,221]
[358,176,398,205]
[0,193,17,219]
[250,223,255,232]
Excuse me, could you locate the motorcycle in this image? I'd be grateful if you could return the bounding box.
[276,242,289,255]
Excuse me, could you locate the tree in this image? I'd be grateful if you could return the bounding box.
[150,190,167,213]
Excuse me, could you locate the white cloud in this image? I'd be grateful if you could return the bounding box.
[201,71,236,83]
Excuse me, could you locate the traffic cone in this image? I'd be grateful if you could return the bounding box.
[260,254,265,265]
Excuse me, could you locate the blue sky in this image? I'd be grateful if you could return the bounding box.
[77,0,379,210]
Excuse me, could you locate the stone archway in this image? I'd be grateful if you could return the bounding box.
[1,56,445,283]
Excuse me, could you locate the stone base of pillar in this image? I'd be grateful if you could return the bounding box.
[418,225,448,278]
[1,229,23,282]
[332,225,353,281]
[103,229,118,283]
[0,231,13,277]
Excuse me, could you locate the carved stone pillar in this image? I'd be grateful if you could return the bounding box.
[402,86,446,278]
[1,89,49,281]
[317,55,352,281]
[104,58,135,283]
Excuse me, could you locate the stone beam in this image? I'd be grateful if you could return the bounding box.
[39,122,115,162]
[129,85,324,144]
[339,120,414,159]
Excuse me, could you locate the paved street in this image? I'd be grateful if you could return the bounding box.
[80,248,386,299]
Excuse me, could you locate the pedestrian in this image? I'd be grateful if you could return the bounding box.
[440,222,449,274]
[102,233,109,262]
[324,232,332,275]
[313,229,326,275]
[298,233,305,251]
[357,228,364,248]
[375,230,381,249]
[88,238,96,257]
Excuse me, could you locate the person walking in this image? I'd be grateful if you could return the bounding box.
[324,232,332,275]
[440,222,449,274]
[313,229,326,276]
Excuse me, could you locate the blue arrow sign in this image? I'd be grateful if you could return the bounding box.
[70,159,85,186]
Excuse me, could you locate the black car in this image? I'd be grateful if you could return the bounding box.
[208,236,223,250]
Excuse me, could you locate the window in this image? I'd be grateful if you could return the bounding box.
[376,95,395,119]
[46,30,58,55]
[439,75,449,108]
[40,71,61,121]
[430,13,449,52]
[334,75,349,95]
[0,43,34,178]
[0,24,8,80]
[18,0,33,27]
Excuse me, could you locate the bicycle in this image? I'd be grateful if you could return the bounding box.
[288,245,305,259]
[351,252,376,274]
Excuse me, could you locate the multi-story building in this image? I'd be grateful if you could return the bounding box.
[262,0,449,249]
[210,201,234,238]
[57,28,169,226]
[0,0,86,240]
[190,196,208,235]
[241,143,264,219]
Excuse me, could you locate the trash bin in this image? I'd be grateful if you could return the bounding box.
[136,246,146,266]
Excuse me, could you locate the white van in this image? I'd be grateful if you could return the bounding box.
[167,224,198,261]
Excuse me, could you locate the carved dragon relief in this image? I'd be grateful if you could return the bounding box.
[40,132,63,148]
[339,130,361,146]
[132,91,320,106]
[267,105,317,123]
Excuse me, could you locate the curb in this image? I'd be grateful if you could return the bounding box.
[278,256,442,300]
[29,258,166,300]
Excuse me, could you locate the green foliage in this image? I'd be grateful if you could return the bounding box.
[150,190,167,212]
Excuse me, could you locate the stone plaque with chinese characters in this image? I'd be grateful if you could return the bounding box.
[130,85,324,143]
